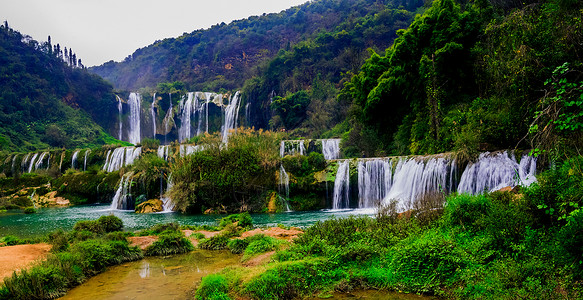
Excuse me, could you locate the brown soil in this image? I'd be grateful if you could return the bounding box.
[242,251,276,267]
[127,236,159,250]
[0,243,52,283]
[240,227,303,241]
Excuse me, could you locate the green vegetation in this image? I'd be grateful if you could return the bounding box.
[0,24,119,153]
[144,229,194,256]
[195,156,583,299]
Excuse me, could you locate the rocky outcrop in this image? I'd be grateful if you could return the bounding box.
[135,199,163,213]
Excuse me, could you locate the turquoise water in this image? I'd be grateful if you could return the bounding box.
[0,204,375,238]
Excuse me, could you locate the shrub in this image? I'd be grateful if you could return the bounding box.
[227,239,249,254]
[195,274,231,300]
[219,212,253,229]
[48,229,70,252]
[443,194,491,232]
[138,222,179,236]
[0,235,24,246]
[199,235,230,250]
[23,207,36,214]
[243,235,282,260]
[144,230,194,256]
[96,215,123,233]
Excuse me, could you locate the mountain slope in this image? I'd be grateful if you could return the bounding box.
[89,0,423,91]
[0,24,119,153]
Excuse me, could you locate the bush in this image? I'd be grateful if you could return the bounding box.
[144,230,194,256]
[72,215,123,235]
[0,235,24,246]
[48,229,70,252]
[199,235,230,250]
[195,274,231,300]
[227,239,249,254]
[23,207,36,214]
[138,222,180,236]
[219,213,253,229]
[243,235,282,260]
[443,194,491,232]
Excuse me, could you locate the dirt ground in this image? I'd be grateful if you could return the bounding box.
[0,243,52,283]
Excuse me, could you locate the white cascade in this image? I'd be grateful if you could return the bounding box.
[222,91,241,143]
[196,92,206,136]
[457,151,537,194]
[157,145,170,161]
[332,160,350,209]
[278,165,292,212]
[27,153,39,173]
[71,150,80,169]
[178,92,194,142]
[164,93,173,144]
[111,172,134,210]
[83,150,91,171]
[161,175,175,212]
[321,139,341,160]
[151,93,157,138]
[245,102,251,126]
[21,153,30,173]
[180,144,203,157]
[102,147,142,172]
[11,154,18,175]
[280,140,306,157]
[128,92,141,145]
[384,157,452,211]
[358,158,392,208]
[116,95,123,140]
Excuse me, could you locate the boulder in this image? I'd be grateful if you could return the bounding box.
[135,199,164,213]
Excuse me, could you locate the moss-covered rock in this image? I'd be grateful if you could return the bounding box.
[135,199,164,213]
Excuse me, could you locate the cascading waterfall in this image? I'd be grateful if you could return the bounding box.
[179,144,204,157]
[457,151,537,194]
[358,158,392,208]
[11,155,18,175]
[71,150,80,169]
[161,175,175,212]
[280,140,306,157]
[21,153,30,173]
[111,172,134,210]
[151,93,157,138]
[128,92,142,145]
[222,91,241,143]
[278,165,292,212]
[321,139,341,160]
[164,93,173,145]
[117,95,123,140]
[83,150,91,171]
[384,156,453,211]
[178,92,194,142]
[157,145,170,161]
[27,153,39,173]
[332,160,350,210]
[103,147,142,172]
[245,102,250,126]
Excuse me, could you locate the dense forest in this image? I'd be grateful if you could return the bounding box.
[0,22,119,153]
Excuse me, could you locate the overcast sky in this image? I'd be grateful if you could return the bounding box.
[1,0,308,67]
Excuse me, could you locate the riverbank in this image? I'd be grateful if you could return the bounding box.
[0,243,51,283]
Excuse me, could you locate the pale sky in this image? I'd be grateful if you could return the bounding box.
[1,0,308,67]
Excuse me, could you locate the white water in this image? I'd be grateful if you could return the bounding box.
[71,150,80,169]
[27,153,39,173]
[332,160,350,209]
[103,147,142,172]
[280,140,306,157]
[11,154,18,175]
[128,93,142,145]
[178,92,194,142]
[117,95,123,140]
[111,172,134,210]
[321,139,341,160]
[157,145,170,161]
[222,91,241,143]
[83,150,91,171]
[151,93,157,138]
[21,153,30,173]
[358,158,392,208]
[161,175,175,212]
[457,151,537,194]
[278,165,292,212]
[179,144,204,157]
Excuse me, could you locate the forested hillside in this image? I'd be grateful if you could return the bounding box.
[0,23,119,153]
[89,0,423,92]
[339,0,583,158]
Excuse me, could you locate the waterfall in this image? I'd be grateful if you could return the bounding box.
[157,145,170,161]
[11,155,18,175]
[117,95,123,140]
[358,158,392,208]
[279,165,290,199]
[321,139,341,160]
[457,151,537,194]
[71,150,80,169]
[332,160,350,209]
[205,92,213,133]
[151,93,157,138]
[384,157,452,211]
[83,150,91,171]
[111,172,134,210]
[164,93,173,144]
[222,91,241,143]
[128,92,142,145]
[21,153,30,173]
[280,140,306,157]
[196,93,206,136]
[245,102,251,126]
[161,175,175,212]
[27,153,39,173]
[179,144,203,157]
[178,92,194,142]
[103,146,142,172]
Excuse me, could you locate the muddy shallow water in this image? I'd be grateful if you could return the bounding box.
[59,250,239,300]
